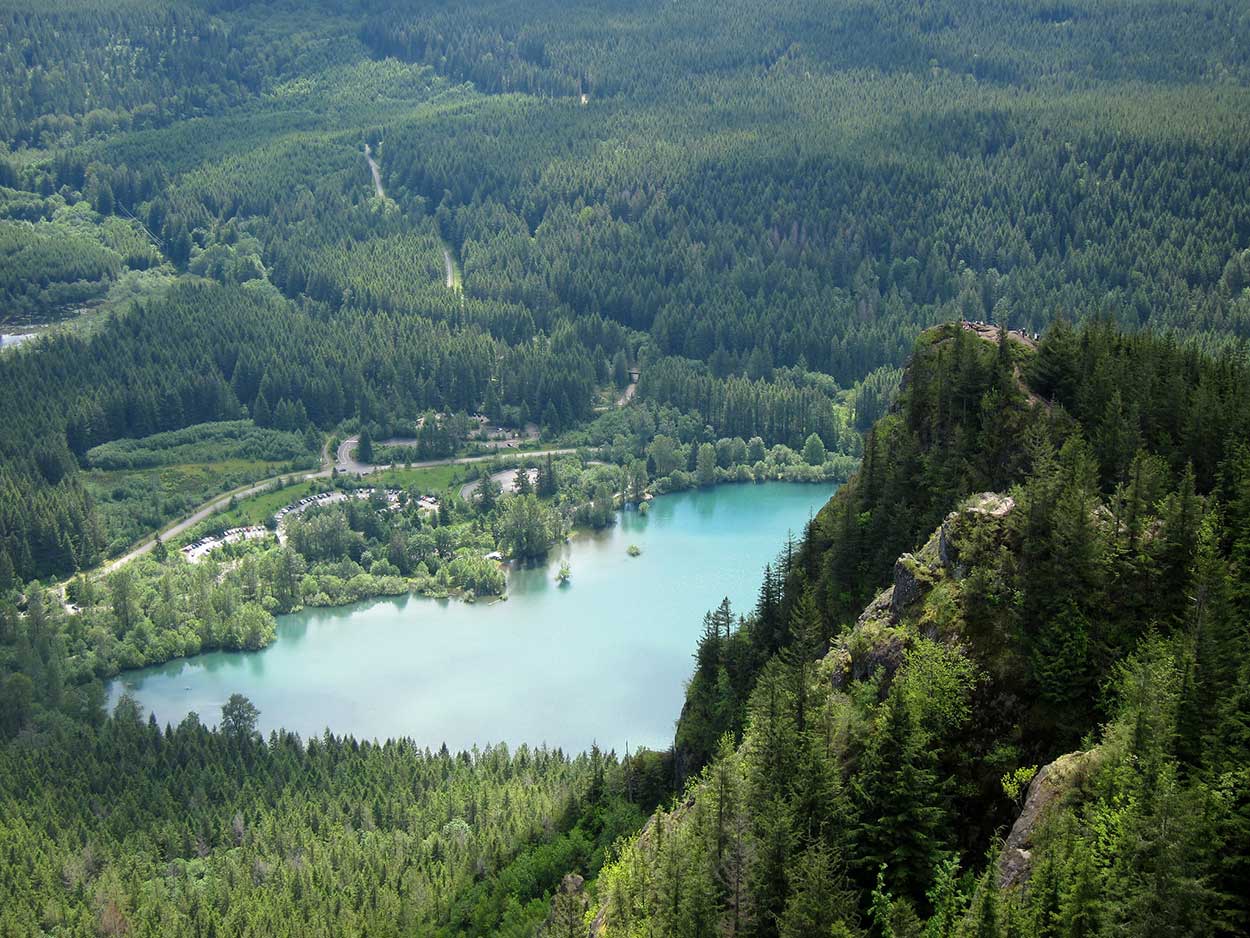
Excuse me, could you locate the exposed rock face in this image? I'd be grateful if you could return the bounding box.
[969,492,1015,519]
[938,520,957,569]
[589,798,695,936]
[827,492,1017,695]
[855,585,895,630]
[545,873,589,937]
[830,585,901,689]
[829,619,909,690]
[998,749,1096,889]
[891,555,925,614]
[590,901,608,937]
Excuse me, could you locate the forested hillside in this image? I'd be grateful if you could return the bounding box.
[2,1,1250,935]
[599,321,1250,936]
[0,700,669,937]
[3,0,1250,581]
[4,320,1246,936]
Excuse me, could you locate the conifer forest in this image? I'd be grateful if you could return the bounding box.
[2,1,1249,935]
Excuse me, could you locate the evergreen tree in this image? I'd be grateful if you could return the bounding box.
[696,442,717,486]
[849,696,947,902]
[801,433,826,467]
[778,843,857,938]
[252,391,273,428]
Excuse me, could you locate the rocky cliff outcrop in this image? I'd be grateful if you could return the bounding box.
[997,749,1098,889]
[594,493,1029,936]
[938,491,1013,575]
[588,796,695,937]
[826,492,1015,691]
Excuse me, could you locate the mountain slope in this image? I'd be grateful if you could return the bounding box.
[592,320,1250,937]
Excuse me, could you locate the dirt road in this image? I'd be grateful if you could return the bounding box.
[443,247,459,290]
[364,143,385,199]
[616,379,637,407]
[366,142,459,292]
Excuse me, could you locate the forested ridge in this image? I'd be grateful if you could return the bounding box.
[360,0,1250,95]
[2,0,1250,934]
[595,320,1250,937]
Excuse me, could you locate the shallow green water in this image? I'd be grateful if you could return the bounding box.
[109,482,834,752]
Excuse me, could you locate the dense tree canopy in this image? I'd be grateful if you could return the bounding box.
[1,1,1249,934]
[602,320,1250,938]
[2,0,1249,581]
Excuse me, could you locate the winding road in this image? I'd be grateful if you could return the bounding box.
[335,437,579,476]
[66,149,636,586]
[99,443,338,575]
[365,141,460,291]
[92,440,583,578]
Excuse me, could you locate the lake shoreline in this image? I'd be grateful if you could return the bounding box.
[102,476,838,682]
[107,482,837,752]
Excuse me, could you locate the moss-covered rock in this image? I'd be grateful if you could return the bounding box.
[827,491,1018,692]
[997,748,1098,889]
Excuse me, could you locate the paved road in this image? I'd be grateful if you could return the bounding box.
[336,436,580,476]
[335,436,375,474]
[100,468,331,575]
[84,430,588,582]
[100,443,338,575]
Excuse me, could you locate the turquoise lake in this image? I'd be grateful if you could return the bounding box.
[109,482,834,752]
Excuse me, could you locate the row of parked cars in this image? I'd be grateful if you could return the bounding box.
[272,487,408,525]
[181,526,269,562]
[180,487,430,562]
